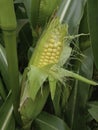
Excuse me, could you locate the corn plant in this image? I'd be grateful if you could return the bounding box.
[0,0,98,130]
[19,16,98,127]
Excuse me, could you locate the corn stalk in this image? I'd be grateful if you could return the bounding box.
[0,0,21,124]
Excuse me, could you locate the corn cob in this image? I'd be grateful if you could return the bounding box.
[29,18,68,67]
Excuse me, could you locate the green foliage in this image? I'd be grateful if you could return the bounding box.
[35,112,69,130]
[0,44,8,89]
[66,48,94,130]
[0,78,6,100]
[0,0,98,130]
[0,92,15,130]
[88,101,98,122]
[57,0,87,34]
[23,0,62,28]
[87,0,98,69]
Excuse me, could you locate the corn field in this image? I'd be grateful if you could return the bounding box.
[0,0,98,130]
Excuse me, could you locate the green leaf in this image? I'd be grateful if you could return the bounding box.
[0,92,15,130]
[79,5,90,51]
[38,0,62,26]
[52,85,62,116]
[17,19,29,35]
[14,0,23,3]
[57,0,87,34]
[23,0,41,28]
[65,48,94,130]
[0,44,9,90]
[61,85,71,112]
[35,112,70,130]
[87,0,98,69]
[50,66,98,86]
[23,0,62,28]
[17,22,32,72]
[49,76,57,100]
[0,78,6,100]
[88,101,98,122]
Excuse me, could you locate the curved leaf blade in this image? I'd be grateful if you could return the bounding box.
[88,101,98,122]
[65,48,94,130]
[23,0,41,28]
[57,0,87,34]
[35,112,70,130]
[87,0,98,69]
[0,78,6,100]
[50,66,98,86]
[0,44,9,89]
[0,92,15,130]
[49,76,57,100]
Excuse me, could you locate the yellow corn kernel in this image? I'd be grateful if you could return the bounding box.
[48,43,54,48]
[46,52,51,56]
[49,39,55,43]
[56,51,60,56]
[49,60,54,63]
[44,48,48,52]
[45,56,50,60]
[40,55,45,59]
[43,62,47,66]
[44,59,49,63]
[38,63,42,66]
[40,59,43,62]
[54,43,58,48]
[57,42,62,46]
[47,48,53,52]
[57,46,61,51]
[52,48,57,53]
[51,53,55,56]
[50,56,55,60]
[55,56,59,59]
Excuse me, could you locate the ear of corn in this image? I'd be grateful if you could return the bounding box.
[19,18,68,125]
[29,18,68,67]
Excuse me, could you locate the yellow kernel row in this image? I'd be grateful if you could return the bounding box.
[37,35,62,67]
